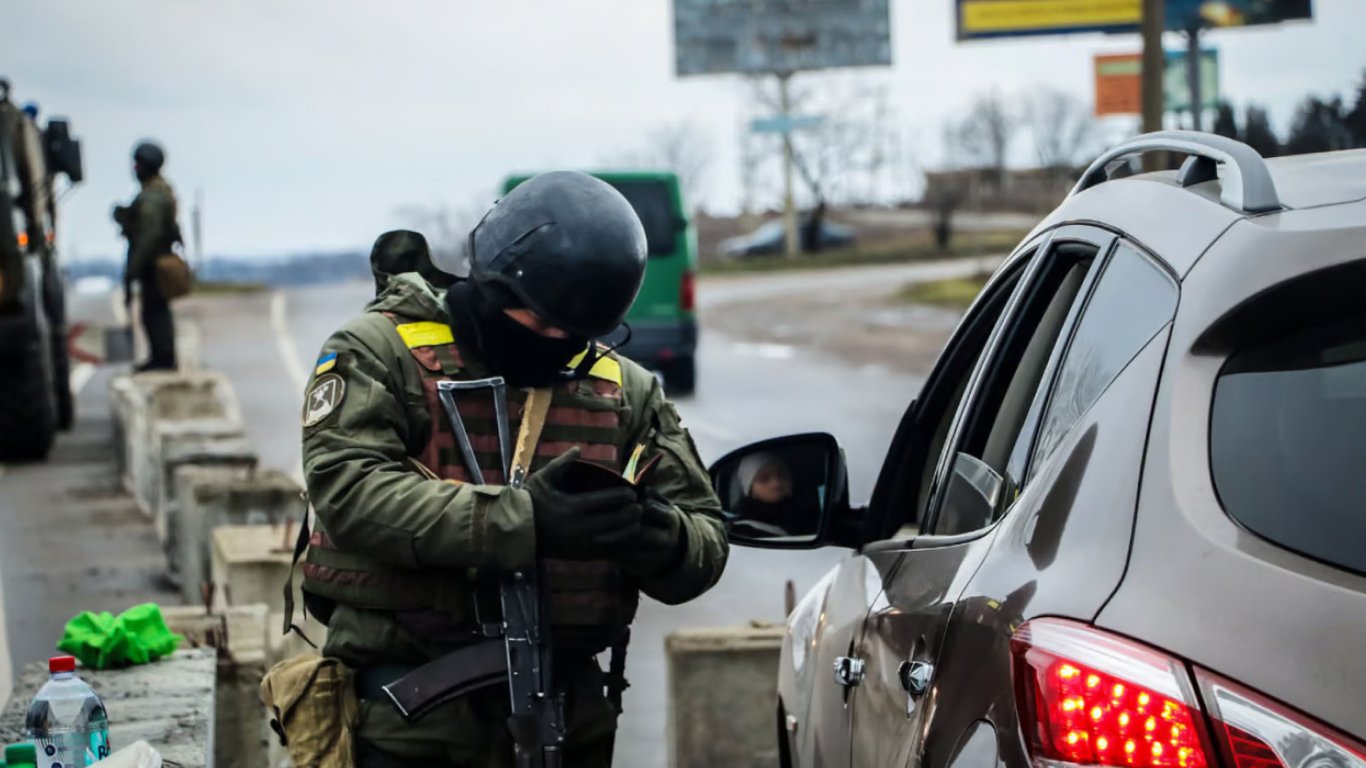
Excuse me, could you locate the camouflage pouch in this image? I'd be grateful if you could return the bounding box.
[259,654,359,768]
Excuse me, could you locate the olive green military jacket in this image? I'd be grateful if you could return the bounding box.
[123,175,177,279]
[301,274,729,619]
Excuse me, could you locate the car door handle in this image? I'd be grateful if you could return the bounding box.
[833,656,867,688]
[898,660,933,697]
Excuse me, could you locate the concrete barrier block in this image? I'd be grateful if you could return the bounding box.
[210,523,327,660]
[666,624,785,768]
[162,605,271,768]
[153,419,250,525]
[116,371,243,517]
[159,439,258,586]
[0,649,217,768]
[109,376,140,491]
[179,472,302,605]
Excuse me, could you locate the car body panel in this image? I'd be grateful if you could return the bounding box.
[761,145,1366,766]
[850,528,1000,768]
[779,554,883,768]
[1097,198,1366,737]
[1027,178,1239,278]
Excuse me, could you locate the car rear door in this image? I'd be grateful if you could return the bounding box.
[849,226,1119,767]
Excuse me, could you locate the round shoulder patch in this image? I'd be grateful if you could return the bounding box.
[303,373,346,427]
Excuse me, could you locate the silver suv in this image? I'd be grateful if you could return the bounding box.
[713,132,1366,768]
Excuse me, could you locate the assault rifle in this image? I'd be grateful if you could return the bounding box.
[380,377,565,768]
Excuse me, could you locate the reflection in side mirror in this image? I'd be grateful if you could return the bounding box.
[709,432,848,549]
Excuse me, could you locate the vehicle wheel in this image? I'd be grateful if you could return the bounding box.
[664,355,696,397]
[0,339,58,462]
[52,329,74,431]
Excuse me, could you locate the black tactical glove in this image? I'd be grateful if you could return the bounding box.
[607,491,687,577]
[526,448,641,561]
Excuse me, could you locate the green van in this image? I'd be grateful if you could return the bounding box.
[501,170,698,394]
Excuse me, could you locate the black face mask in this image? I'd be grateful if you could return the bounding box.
[445,281,588,388]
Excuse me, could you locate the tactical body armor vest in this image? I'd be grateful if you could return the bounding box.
[300,316,639,652]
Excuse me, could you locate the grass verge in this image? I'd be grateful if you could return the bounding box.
[193,280,269,295]
[892,273,991,308]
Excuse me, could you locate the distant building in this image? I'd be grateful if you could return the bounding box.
[922,166,1081,214]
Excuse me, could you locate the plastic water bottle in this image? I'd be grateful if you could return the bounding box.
[24,656,110,767]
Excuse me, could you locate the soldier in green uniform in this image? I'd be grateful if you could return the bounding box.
[297,171,729,766]
[113,141,179,371]
[368,228,456,296]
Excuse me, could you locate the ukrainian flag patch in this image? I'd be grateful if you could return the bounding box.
[314,352,338,375]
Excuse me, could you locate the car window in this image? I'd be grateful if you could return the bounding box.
[929,239,1102,537]
[1026,243,1177,475]
[1210,315,1366,576]
[871,254,1031,542]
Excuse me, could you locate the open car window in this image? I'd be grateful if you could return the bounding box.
[926,236,1108,538]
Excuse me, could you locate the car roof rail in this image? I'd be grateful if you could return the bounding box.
[1071,130,1282,214]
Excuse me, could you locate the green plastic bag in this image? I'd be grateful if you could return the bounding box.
[57,603,183,669]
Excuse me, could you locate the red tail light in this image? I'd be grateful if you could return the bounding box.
[1012,619,1215,768]
[680,271,695,313]
[1196,671,1366,768]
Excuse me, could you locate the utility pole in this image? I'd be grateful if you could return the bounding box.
[777,71,799,257]
[192,187,204,272]
[1185,25,1203,131]
[1141,0,1166,167]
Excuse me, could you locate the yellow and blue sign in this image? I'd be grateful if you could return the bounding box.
[957,0,1312,41]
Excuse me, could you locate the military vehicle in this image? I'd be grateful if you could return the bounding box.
[0,79,83,461]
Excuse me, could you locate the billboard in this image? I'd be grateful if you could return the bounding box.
[1093,48,1220,116]
[957,0,1312,40]
[674,0,892,77]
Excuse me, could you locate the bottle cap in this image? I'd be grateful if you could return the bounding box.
[48,656,76,674]
[3,743,35,762]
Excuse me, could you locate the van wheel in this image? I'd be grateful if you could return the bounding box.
[0,339,58,462]
[664,356,696,397]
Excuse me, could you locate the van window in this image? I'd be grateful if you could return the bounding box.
[606,180,677,257]
[1211,316,1366,575]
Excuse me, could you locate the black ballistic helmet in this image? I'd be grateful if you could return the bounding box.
[452,171,648,339]
[132,141,165,173]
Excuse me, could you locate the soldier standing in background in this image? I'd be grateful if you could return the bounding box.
[114,141,179,371]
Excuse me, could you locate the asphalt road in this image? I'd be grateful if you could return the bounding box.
[1,259,982,764]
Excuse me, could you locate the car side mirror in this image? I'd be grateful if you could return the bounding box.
[709,432,850,549]
[43,120,83,183]
[674,216,689,233]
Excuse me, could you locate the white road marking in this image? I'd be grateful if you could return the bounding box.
[270,291,308,391]
[269,291,309,484]
[70,362,96,395]
[730,341,797,360]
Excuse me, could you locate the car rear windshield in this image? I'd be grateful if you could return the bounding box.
[606,180,677,257]
[1210,316,1366,575]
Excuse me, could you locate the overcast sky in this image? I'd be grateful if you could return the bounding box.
[8,1,1364,260]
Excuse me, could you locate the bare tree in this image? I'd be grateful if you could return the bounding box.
[600,119,716,210]
[952,90,1017,189]
[1023,87,1097,181]
[392,193,495,277]
[924,123,970,251]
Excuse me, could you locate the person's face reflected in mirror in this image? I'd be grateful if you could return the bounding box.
[748,457,793,503]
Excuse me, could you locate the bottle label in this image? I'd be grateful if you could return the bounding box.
[34,728,110,767]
